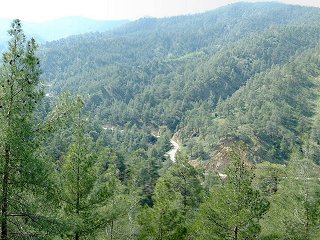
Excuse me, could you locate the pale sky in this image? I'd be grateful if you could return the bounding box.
[0,0,319,22]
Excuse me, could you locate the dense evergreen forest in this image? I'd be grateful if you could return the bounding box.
[0,2,320,239]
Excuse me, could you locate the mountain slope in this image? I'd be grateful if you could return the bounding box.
[200,46,320,163]
[40,2,320,81]
[38,2,320,162]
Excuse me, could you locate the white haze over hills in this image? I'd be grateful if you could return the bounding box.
[0,17,129,43]
[0,0,319,22]
[0,0,319,49]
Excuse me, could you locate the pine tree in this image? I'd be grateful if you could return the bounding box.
[138,150,162,207]
[138,177,185,240]
[58,97,129,239]
[261,145,320,239]
[139,155,204,239]
[162,155,204,213]
[193,144,269,240]
[58,98,95,239]
[0,19,54,239]
[95,147,141,240]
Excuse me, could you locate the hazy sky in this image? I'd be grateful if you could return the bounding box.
[0,0,319,22]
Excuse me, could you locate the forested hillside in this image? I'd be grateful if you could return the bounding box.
[1,2,320,239]
[39,2,320,163]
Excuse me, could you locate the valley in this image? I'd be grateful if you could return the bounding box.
[0,2,320,239]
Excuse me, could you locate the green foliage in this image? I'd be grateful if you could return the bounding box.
[2,3,320,239]
[253,161,286,196]
[193,145,269,239]
[139,155,204,239]
[261,145,320,239]
[56,98,113,239]
[139,181,186,240]
[203,46,320,163]
[0,19,58,239]
[38,3,320,162]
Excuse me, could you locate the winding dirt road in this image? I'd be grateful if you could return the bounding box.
[166,139,180,162]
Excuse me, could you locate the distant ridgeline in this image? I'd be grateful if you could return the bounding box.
[38,2,320,164]
[0,17,129,45]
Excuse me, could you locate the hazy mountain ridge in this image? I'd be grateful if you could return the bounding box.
[38,2,320,164]
[0,17,129,43]
[39,2,320,82]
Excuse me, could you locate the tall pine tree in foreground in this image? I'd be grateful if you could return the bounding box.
[0,20,53,239]
[58,97,128,239]
[193,144,269,240]
[139,155,204,240]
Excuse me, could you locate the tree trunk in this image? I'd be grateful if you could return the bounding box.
[183,174,187,211]
[110,220,114,240]
[75,164,80,240]
[234,225,238,240]
[1,146,10,240]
